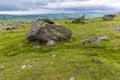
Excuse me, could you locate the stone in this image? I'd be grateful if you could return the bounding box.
[114,27,120,31]
[99,36,109,40]
[26,18,72,43]
[0,26,18,32]
[2,27,6,30]
[36,18,55,24]
[80,36,109,45]
[52,54,56,57]
[46,40,55,46]
[72,15,86,23]
[21,65,26,69]
[69,77,75,80]
[50,62,54,64]
[102,14,115,21]
[80,36,100,45]
[6,26,15,32]
[0,65,5,70]
[92,58,103,64]
[0,28,3,31]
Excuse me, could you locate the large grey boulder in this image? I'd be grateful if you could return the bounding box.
[26,18,72,43]
[72,15,86,23]
[102,14,115,20]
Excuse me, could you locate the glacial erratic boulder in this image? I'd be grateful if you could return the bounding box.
[102,14,115,21]
[72,15,86,23]
[26,18,72,43]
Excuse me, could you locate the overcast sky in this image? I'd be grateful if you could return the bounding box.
[0,0,120,14]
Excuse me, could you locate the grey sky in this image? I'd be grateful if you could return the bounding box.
[0,0,119,14]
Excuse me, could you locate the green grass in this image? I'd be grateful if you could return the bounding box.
[1,17,120,80]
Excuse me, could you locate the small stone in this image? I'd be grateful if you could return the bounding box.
[50,62,54,64]
[69,77,75,80]
[113,27,120,31]
[46,40,55,46]
[0,65,5,70]
[21,65,26,69]
[0,28,3,31]
[99,36,109,40]
[52,54,56,57]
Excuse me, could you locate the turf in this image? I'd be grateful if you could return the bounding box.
[0,17,120,80]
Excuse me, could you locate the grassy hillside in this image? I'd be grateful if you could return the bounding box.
[0,17,120,80]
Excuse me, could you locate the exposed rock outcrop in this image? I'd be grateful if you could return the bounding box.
[102,14,115,20]
[72,15,86,23]
[80,36,109,45]
[26,18,72,43]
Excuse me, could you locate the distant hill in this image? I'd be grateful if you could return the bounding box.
[0,13,107,22]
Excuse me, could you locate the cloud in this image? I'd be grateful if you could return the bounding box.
[0,0,120,14]
[45,0,120,9]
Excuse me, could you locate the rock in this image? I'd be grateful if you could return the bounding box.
[21,64,33,69]
[46,40,55,46]
[7,23,13,26]
[113,27,120,31]
[52,54,56,57]
[36,18,55,24]
[69,77,75,80]
[26,18,72,43]
[2,27,6,30]
[0,26,18,32]
[0,27,4,31]
[21,65,26,69]
[80,36,109,45]
[50,62,54,64]
[72,15,86,23]
[0,28,3,31]
[92,58,103,64]
[102,14,115,21]
[6,26,15,32]
[80,36,100,45]
[0,65,5,70]
[99,36,109,40]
